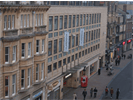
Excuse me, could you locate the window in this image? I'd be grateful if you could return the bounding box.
[36,64,39,81]
[73,15,75,27]
[75,53,77,59]
[12,46,16,62]
[98,44,100,48]
[72,55,74,61]
[69,36,71,49]
[69,15,71,28]
[99,29,100,38]
[59,38,62,52]
[49,16,53,31]
[36,14,38,26]
[27,68,31,87]
[85,49,87,55]
[24,15,26,27]
[4,15,7,30]
[72,36,75,47]
[86,14,88,25]
[42,39,45,53]
[76,15,79,26]
[89,31,90,41]
[41,14,43,25]
[60,16,63,29]
[99,13,101,23]
[27,14,29,27]
[63,58,66,65]
[53,62,57,70]
[54,39,57,54]
[91,47,93,52]
[22,43,25,58]
[82,51,84,56]
[38,14,40,26]
[68,57,70,63]
[48,41,52,56]
[64,15,67,29]
[83,14,85,25]
[54,16,58,30]
[12,74,16,95]
[5,47,9,64]
[79,52,81,58]
[21,15,23,28]
[5,76,9,97]
[94,14,96,23]
[88,48,90,53]
[36,40,39,54]
[12,15,15,29]
[91,31,93,40]
[97,14,98,23]
[76,34,78,46]
[86,32,88,42]
[41,63,44,80]
[80,14,82,26]
[96,45,97,50]
[58,61,62,68]
[8,15,11,29]
[89,14,91,24]
[94,30,95,40]
[92,14,94,24]
[21,70,25,89]
[28,42,31,57]
[93,46,95,51]
[48,65,52,73]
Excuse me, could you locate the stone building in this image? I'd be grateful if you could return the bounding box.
[0,1,107,100]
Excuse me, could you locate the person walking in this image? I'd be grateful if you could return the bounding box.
[110,87,114,98]
[116,88,120,99]
[73,93,77,100]
[115,59,117,66]
[90,88,93,97]
[82,89,87,100]
[98,68,101,75]
[105,86,109,97]
[123,54,125,59]
[117,59,120,66]
[94,87,98,98]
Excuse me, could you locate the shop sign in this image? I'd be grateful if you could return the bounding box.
[123,41,125,45]
[52,81,59,87]
[127,40,131,43]
[64,31,69,52]
[79,28,84,46]
[48,84,53,91]
[33,91,42,99]
[65,73,72,79]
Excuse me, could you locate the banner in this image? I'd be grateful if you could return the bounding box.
[79,28,84,46]
[64,31,69,52]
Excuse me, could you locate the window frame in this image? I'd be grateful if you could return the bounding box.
[28,42,31,57]
[42,39,45,53]
[12,15,15,29]
[21,70,25,89]
[36,40,40,54]
[5,47,9,64]
[12,74,16,96]
[8,15,11,30]
[4,15,7,30]
[12,46,16,63]
[36,64,39,82]
[21,43,25,58]
[41,63,44,80]
[27,68,31,88]
[5,76,9,97]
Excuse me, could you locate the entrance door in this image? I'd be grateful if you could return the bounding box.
[53,87,60,100]
[35,95,42,100]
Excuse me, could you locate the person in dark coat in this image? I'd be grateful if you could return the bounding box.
[98,68,101,75]
[82,89,87,100]
[110,87,114,98]
[117,59,120,65]
[90,88,93,97]
[119,56,121,61]
[115,59,118,66]
[94,87,98,98]
[105,86,109,97]
[123,54,125,59]
[116,88,120,99]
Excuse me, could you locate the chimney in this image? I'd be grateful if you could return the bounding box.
[123,4,127,12]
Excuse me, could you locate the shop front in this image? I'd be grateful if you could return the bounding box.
[32,89,43,100]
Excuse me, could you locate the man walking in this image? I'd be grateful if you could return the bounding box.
[90,88,93,97]
[117,59,120,65]
[94,87,98,98]
[110,87,114,98]
[105,86,109,97]
[82,89,87,100]
[116,88,120,99]
[98,68,101,75]
[115,59,117,66]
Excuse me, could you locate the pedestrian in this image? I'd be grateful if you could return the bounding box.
[123,54,125,59]
[116,88,120,99]
[94,87,98,98]
[98,68,101,75]
[82,89,87,100]
[110,87,114,98]
[73,93,77,100]
[124,54,126,59]
[115,59,117,66]
[119,56,121,61]
[90,88,93,97]
[121,54,123,59]
[105,86,109,97]
[117,59,120,65]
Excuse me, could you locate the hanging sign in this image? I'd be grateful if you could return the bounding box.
[64,31,69,52]
[80,28,84,46]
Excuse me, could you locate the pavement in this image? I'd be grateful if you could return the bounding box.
[63,50,133,100]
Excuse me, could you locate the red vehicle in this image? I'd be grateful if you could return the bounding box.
[81,76,88,87]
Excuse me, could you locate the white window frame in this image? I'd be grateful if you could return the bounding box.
[8,15,11,30]
[27,68,31,88]
[36,64,39,82]
[12,46,16,63]
[21,15,23,28]
[42,39,44,53]
[12,74,16,96]
[41,14,43,25]
[21,43,25,58]
[36,40,39,54]
[5,47,9,64]
[28,42,31,58]
[36,14,38,26]
[5,76,9,98]
[4,15,7,30]
[27,14,29,27]
[24,14,26,27]
[12,15,15,29]
[21,70,25,89]
[38,14,40,26]
[41,63,44,80]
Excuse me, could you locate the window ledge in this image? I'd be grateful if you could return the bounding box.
[34,52,47,56]
[20,27,33,30]
[12,93,15,97]
[18,88,27,93]
[35,25,46,28]
[3,29,18,32]
[33,81,41,85]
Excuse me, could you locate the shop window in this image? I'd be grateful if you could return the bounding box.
[79,52,81,58]
[75,53,78,60]
[53,62,57,70]
[12,74,16,95]
[68,57,70,63]
[63,58,66,65]
[5,76,9,97]
[58,60,62,68]
[72,55,74,61]
[36,40,39,54]
[82,51,84,56]
[5,47,9,64]
[27,68,31,88]
[48,65,52,73]
[21,70,25,89]
[36,64,39,81]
